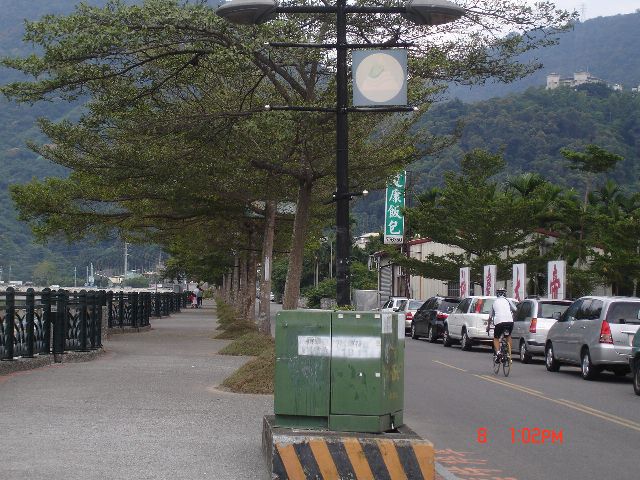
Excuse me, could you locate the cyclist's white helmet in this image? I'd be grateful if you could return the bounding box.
[496,288,507,297]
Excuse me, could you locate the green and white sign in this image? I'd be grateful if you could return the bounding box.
[384,172,406,245]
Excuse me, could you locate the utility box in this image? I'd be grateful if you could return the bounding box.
[274,310,405,433]
[274,310,332,429]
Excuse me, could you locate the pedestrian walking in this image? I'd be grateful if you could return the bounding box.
[196,285,203,308]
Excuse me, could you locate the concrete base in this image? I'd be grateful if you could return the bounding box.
[262,415,434,480]
[0,349,105,376]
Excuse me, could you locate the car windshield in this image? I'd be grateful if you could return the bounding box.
[606,302,640,325]
[408,300,424,310]
[539,302,571,319]
[474,298,495,314]
[440,300,459,312]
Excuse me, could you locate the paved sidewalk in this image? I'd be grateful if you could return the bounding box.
[0,301,272,480]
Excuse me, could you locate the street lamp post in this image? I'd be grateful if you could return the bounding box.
[217,0,464,306]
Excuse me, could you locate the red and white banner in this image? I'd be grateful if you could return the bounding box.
[483,265,496,296]
[548,261,566,300]
[512,264,527,302]
[459,267,471,299]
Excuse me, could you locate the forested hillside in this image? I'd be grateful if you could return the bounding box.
[449,11,640,102]
[0,0,140,282]
[355,86,640,233]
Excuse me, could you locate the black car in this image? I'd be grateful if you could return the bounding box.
[411,296,461,342]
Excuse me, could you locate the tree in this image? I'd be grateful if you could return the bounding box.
[400,149,556,284]
[2,0,576,310]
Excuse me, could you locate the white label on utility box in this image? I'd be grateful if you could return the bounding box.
[332,336,381,359]
[382,313,393,334]
[297,336,331,356]
[398,314,405,340]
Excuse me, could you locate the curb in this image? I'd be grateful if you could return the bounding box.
[0,349,106,376]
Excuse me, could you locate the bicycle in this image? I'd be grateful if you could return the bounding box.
[492,331,511,377]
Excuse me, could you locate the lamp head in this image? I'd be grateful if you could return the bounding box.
[403,0,465,26]
[216,0,278,25]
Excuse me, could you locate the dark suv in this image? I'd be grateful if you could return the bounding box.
[411,296,461,342]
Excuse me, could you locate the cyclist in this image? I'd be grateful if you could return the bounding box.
[486,288,516,362]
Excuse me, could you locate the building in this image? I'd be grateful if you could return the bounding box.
[354,232,380,250]
[546,71,622,91]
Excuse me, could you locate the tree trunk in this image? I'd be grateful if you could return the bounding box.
[232,255,240,306]
[283,179,313,310]
[258,200,276,334]
[238,255,248,315]
[246,227,258,323]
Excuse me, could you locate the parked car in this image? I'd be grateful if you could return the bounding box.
[545,296,640,380]
[511,298,572,363]
[270,292,275,302]
[411,296,461,342]
[380,297,408,313]
[630,329,640,395]
[398,299,425,334]
[444,296,517,350]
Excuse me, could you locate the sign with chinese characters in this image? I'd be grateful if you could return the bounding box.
[459,267,471,299]
[512,264,527,302]
[548,261,566,300]
[483,265,496,296]
[384,172,406,244]
[352,50,407,107]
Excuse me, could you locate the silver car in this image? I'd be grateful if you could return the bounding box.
[512,298,572,363]
[545,296,640,380]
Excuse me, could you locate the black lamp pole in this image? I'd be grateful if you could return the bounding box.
[335,0,350,306]
[217,0,464,307]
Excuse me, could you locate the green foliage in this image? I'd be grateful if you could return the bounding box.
[303,278,337,308]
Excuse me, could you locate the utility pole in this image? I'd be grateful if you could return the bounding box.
[124,242,129,287]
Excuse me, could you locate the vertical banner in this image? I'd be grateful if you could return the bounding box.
[512,264,527,302]
[548,261,566,300]
[459,267,471,298]
[483,265,496,296]
[384,172,406,245]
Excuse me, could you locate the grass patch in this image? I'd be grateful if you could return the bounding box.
[221,345,275,394]
[219,332,274,356]
[213,321,257,339]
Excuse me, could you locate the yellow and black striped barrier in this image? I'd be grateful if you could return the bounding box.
[263,417,435,480]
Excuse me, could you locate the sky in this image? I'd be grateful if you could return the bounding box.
[534,0,639,20]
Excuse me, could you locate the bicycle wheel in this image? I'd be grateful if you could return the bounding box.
[502,346,511,377]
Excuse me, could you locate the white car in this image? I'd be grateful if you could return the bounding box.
[444,296,516,350]
[380,297,408,313]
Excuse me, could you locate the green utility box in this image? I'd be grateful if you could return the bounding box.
[274,310,405,433]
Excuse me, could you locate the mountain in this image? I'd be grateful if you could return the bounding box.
[354,85,640,234]
[447,12,640,102]
[0,0,148,283]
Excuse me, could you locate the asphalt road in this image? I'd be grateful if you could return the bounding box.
[403,335,639,480]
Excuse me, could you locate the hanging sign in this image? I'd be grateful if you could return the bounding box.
[384,172,406,245]
[483,265,496,296]
[459,267,471,299]
[352,50,408,106]
[512,264,527,302]
[548,261,566,300]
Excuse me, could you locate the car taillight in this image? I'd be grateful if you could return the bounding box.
[406,312,413,321]
[436,312,448,320]
[529,318,537,333]
[599,320,613,344]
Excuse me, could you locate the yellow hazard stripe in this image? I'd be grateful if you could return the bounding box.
[343,438,375,480]
[276,443,307,480]
[412,442,435,480]
[376,439,408,480]
[309,439,340,480]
